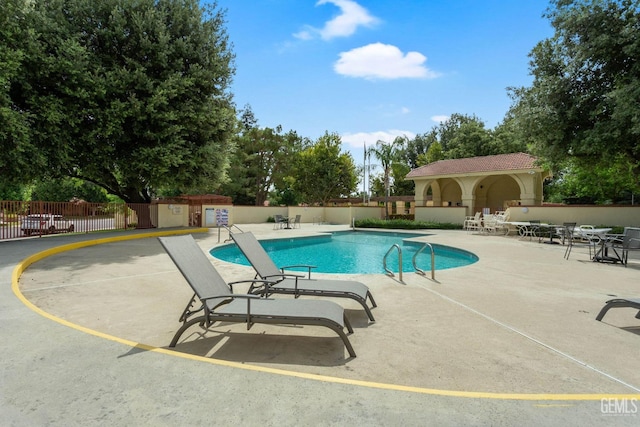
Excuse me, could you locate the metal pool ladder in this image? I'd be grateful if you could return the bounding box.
[384,242,436,282]
[413,242,435,280]
[383,244,403,282]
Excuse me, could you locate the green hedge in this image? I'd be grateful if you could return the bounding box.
[354,218,462,230]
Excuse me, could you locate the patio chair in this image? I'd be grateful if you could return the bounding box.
[596,298,640,321]
[291,214,302,229]
[614,227,640,267]
[481,214,509,235]
[464,212,482,233]
[273,214,286,230]
[494,211,509,223]
[157,235,356,357]
[230,231,377,322]
[556,222,576,246]
[564,224,599,260]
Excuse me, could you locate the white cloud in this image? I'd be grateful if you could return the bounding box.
[340,130,416,149]
[334,43,440,80]
[293,30,313,41]
[401,107,410,114]
[294,0,379,41]
[431,115,450,123]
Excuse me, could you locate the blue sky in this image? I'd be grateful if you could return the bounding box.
[212,0,555,164]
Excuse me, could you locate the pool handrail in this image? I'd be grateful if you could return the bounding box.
[220,224,244,243]
[413,242,435,281]
[383,244,403,282]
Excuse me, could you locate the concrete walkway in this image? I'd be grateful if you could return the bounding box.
[3,225,640,425]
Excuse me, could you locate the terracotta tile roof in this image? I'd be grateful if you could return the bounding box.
[406,152,539,178]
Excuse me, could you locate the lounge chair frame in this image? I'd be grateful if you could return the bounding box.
[596,298,640,321]
[158,235,356,357]
[230,231,377,321]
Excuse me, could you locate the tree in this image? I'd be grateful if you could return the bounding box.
[223,125,305,206]
[404,132,437,169]
[423,141,444,165]
[390,162,414,196]
[292,132,358,205]
[545,155,638,204]
[436,114,494,159]
[6,0,236,203]
[0,0,41,183]
[490,116,529,154]
[369,137,404,219]
[28,178,110,203]
[220,106,306,205]
[0,181,26,201]
[510,0,640,185]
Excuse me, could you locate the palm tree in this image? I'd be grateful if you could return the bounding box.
[369,137,405,219]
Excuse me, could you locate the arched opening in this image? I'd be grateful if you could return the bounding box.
[475,175,522,212]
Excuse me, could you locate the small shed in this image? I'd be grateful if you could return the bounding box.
[405,153,550,216]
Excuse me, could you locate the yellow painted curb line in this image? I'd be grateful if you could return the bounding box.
[10,229,640,402]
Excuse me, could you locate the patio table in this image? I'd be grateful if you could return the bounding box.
[535,224,564,244]
[591,232,623,263]
[505,221,545,240]
[281,217,293,229]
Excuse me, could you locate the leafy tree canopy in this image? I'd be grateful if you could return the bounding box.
[292,132,358,205]
[220,105,307,205]
[3,0,236,202]
[29,178,110,203]
[0,0,38,182]
[404,113,527,168]
[510,0,640,182]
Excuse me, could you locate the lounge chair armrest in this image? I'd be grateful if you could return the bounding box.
[227,279,278,293]
[280,264,316,279]
[263,273,304,280]
[201,293,262,302]
[264,273,304,294]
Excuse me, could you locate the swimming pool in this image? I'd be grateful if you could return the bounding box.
[210,231,478,274]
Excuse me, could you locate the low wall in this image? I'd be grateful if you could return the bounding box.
[205,205,286,225]
[287,206,327,223]
[507,205,640,228]
[415,206,467,225]
[154,204,640,229]
[157,204,189,227]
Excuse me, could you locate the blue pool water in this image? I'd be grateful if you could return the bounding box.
[210,231,478,274]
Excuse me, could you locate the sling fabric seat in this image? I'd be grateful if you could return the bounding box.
[596,298,640,321]
[158,235,356,357]
[230,232,377,322]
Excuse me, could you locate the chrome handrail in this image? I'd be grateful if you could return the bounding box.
[413,243,435,280]
[220,224,244,243]
[383,244,402,282]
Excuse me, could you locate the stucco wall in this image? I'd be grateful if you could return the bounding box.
[506,205,640,228]
[414,206,467,224]
[154,204,640,228]
[156,203,189,227]
[286,206,326,223]
[226,206,287,224]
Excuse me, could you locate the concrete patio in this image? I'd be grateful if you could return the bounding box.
[3,224,640,425]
